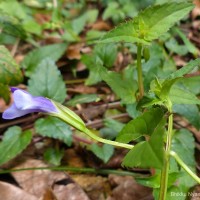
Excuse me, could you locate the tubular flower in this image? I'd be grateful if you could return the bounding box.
[2,88,86,132]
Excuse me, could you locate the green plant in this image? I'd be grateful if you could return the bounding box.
[1,2,200,200]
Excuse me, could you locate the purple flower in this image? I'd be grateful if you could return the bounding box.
[2,88,58,119]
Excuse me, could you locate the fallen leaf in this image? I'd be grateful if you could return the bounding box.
[107,175,153,200]
[0,181,37,200]
[91,21,111,31]
[66,44,84,60]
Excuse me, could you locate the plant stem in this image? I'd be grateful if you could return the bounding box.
[137,44,144,99]
[159,108,173,200]
[0,166,145,178]
[84,128,133,149]
[170,151,200,184]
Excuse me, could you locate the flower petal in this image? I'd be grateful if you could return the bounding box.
[13,89,58,113]
[2,103,34,119]
[2,88,58,119]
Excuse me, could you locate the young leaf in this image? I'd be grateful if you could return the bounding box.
[159,78,181,101]
[122,119,165,169]
[90,144,114,163]
[28,58,66,103]
[99,3,193,44]
[116,107,164,143]
[22,43,67,77]
[0,45,23,85]
[0,126,32,165]
[35,116,72,146]
[98,65,138,104]
[169,58,200,79]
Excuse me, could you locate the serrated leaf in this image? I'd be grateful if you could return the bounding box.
[170,86,200,105]
[22,43,67,77]
[0,45,23,85]
[116,107,164,143]
[90,144,114,163]
[122,119,165,169]
[98,65,138,104]
[66,94,100,107]
[35,116,72,146]
[100,3,193,44]
[0,83,10,103]
[28,58,66,103]
[0,126,32,165]
[169,58,200,79]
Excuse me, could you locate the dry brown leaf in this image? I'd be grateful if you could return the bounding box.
[66,44,84,60]
[107,175,153,200]
[11,159,67,198]
[68,84,97,94]
[34,13,51,25]
[41,188,58,200]
[54,184,90,200]
[91,21,111,31]
[0,181,37,200]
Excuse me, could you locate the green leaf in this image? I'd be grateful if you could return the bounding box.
[173,27,198,56]
[90,144,114,163]
[0,0,26,20]
[35,116,72,146]
[0,45,23,85]
[170,86,200,105]
[99,3,193,44]
[173,104,200,129]
[0,126,32,165]
[116,107,164,143]
[0,10,27,39]
[100,118,125,140]
[169,58,200,79]
[22,43,67,77]
[98,65,138,104]
[177,76,200,95]
[122,119,165,169]
[0,84,10,103]
[136,172,181,189]
[171,129,195,169]
[159,78,181,101]
[66,94,100,107]
[94,43,117,68]
[28,58,66,103]
[44,147,64,166]
[170,129,196,191]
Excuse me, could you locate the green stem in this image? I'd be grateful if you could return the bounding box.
[137,44,144,99]
[84,128,133,149]
[0,166,144,177]
[170,151,200,184]
[159,108,173,200]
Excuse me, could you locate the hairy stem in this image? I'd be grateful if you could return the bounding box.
[159,108,173,200]
[170,151,200,184]
[83,128,133,149]
[137,44,144,99]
